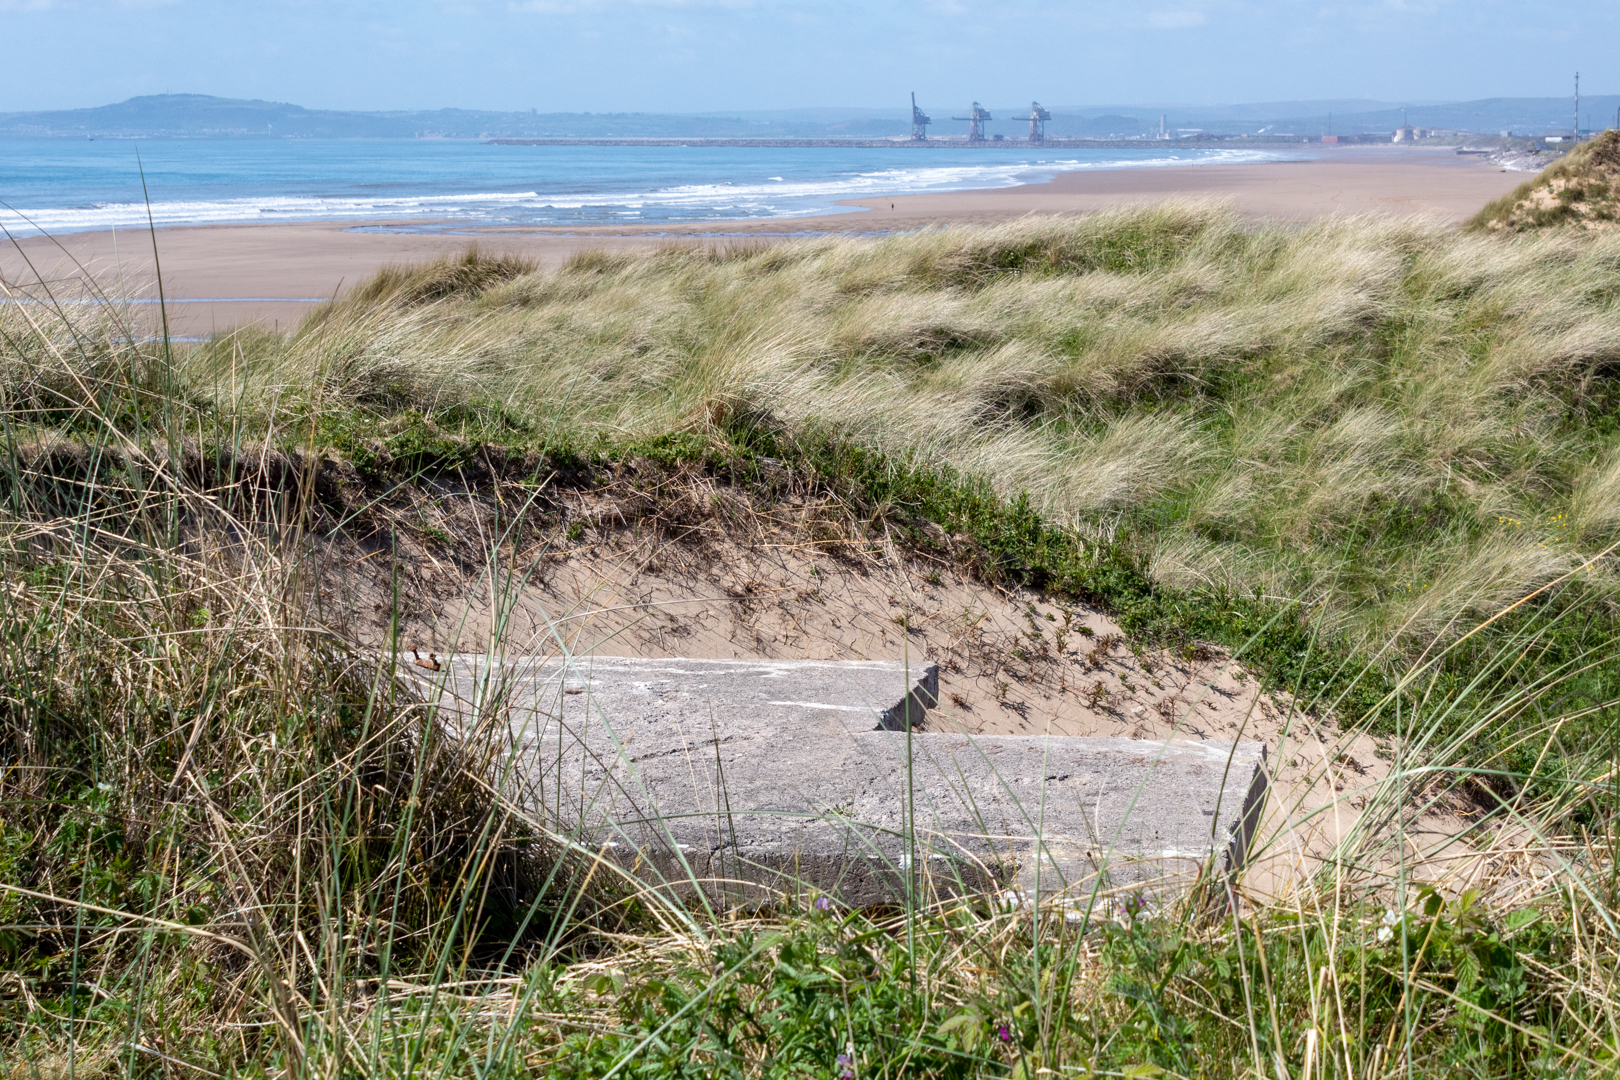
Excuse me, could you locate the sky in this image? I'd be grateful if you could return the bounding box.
[1,0,1614,114]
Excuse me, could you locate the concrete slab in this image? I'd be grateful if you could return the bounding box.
[432,654,942,735]
[412,655,1268,906]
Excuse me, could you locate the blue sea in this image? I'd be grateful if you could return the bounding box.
[0,139,1303,237]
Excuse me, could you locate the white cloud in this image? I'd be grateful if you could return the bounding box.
[1148,9,1207,28]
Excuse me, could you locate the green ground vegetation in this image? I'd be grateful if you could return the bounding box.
[2,210,1619,1076]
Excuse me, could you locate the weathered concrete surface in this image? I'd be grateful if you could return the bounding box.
[434,654,942,735]
[413,655,1267,906]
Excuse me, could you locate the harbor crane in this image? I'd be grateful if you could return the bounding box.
[910,92,931,140]
[1025,101,1051,142]
[952,102,993,142]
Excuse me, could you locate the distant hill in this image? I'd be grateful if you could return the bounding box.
[0,94,824,140]
[1,93,1615,141]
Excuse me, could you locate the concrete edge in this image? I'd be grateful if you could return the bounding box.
[1223,743,1271,875]
[878,663,939,731]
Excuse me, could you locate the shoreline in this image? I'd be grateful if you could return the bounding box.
[483,136,1339,149]
[1,147,1526,336]
[0,141,1304,240]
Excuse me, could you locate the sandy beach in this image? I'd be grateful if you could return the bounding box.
[2,145,1525,336]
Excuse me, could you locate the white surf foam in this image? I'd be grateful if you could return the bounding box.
[0,148,1296,236]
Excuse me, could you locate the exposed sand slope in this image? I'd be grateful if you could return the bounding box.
[338,459,1264,744]
[1473,129,1620,231]
[318,455,1481,900]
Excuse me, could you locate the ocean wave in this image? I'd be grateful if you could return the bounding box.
[0,147,1297,236]
[0,190,546,234]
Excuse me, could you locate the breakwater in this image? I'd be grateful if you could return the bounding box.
[485,136,1320,150]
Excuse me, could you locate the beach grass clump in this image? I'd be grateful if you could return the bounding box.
[341,245,539,308]
[0,337,590,1075]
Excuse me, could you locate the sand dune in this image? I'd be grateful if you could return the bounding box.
[1,146,1523,336]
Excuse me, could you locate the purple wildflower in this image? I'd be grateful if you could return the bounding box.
[815,896,833,912]
[998,1024,1013,1043]
[1118,891,1149,921]
[836,1051,855,1079]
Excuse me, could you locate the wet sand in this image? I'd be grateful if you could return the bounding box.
[1,146,1525,336]
[840,145,1522,225]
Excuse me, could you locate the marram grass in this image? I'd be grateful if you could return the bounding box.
[2,206,1619,1077]
[152,203,1620,655]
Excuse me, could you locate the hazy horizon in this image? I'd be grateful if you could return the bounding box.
[2,1,1613,116]
[7,90,1610,143]
[0,93,1485,119]
[0,92,1481,118]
